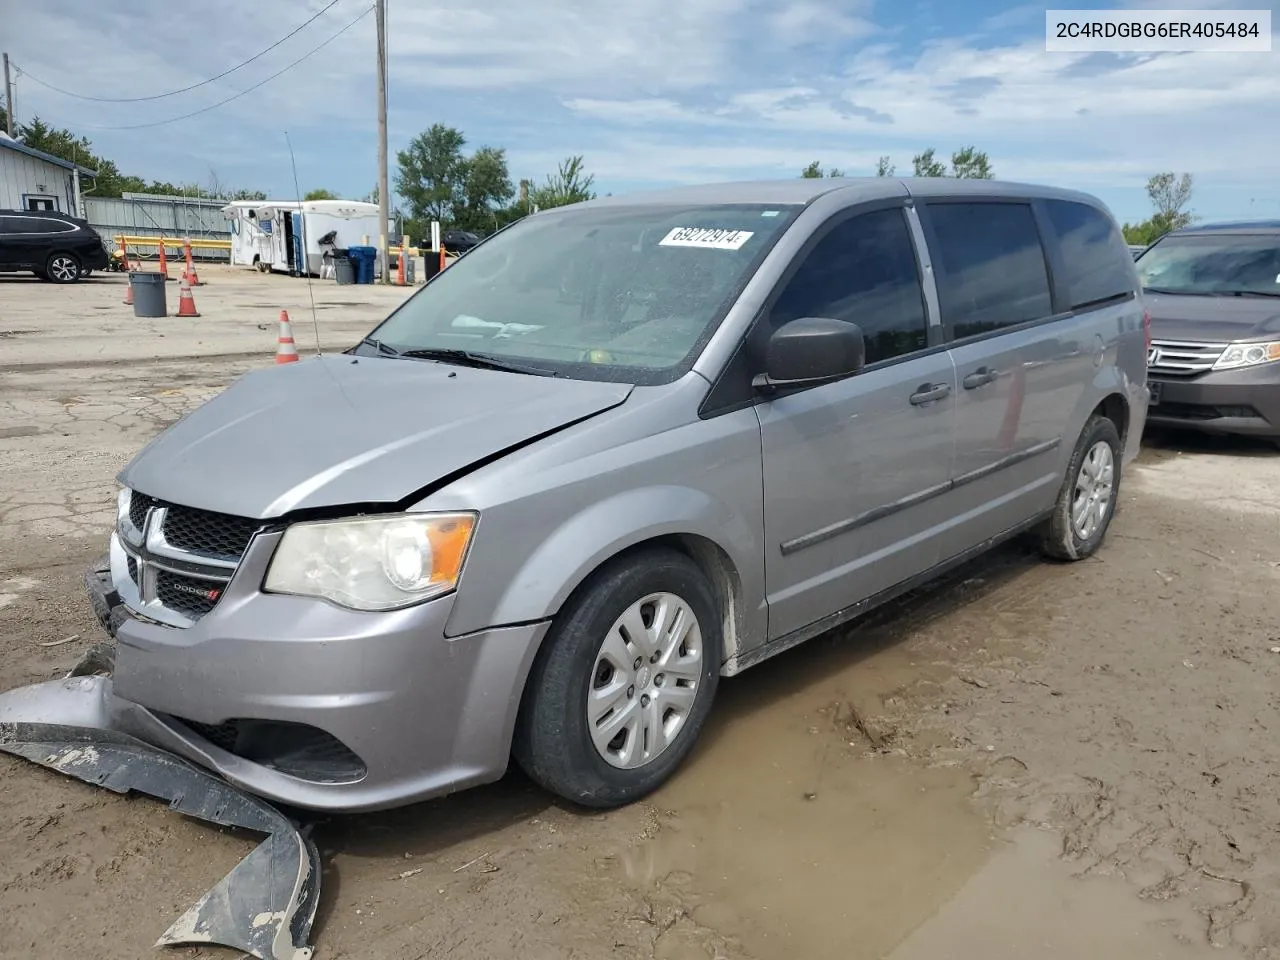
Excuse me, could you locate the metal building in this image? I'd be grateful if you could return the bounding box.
[0,133,98,216]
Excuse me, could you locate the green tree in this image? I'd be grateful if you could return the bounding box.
[453,145,515,232]
[800,161,845,178]
[1146,172,1194,230]
[949,146,993,179]
[906,146,994,178]
[303,188,339,201]
[875,156,895,177]
[911,148,947,178]
[395,123,468,223]
[530,155,596,210]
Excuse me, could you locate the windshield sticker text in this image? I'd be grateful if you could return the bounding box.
[659,227,754,250]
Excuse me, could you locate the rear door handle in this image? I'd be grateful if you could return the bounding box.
[962,366,999,390]
[909,382,952,406]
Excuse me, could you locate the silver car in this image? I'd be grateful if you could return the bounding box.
[23,178,1149,813]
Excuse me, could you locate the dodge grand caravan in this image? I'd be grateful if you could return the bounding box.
[2,178,1149,812]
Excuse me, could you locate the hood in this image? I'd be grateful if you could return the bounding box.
[1146,292,1280,342]
[118,355,633,518]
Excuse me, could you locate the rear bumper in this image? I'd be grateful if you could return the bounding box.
[81,243,110,270]
[88,550,549,812]
[1146,366,1280,439]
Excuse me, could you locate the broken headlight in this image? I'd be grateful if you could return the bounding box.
[263,513,476,611]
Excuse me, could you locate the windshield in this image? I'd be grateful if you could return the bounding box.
[366,203,799,383]
[1136,234,1280,296]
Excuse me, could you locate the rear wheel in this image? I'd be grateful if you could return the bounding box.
[513,548,721,808]
[1038,414,1122,560]
[46,253,82,283]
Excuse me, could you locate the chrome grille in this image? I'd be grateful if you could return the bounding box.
[113,490,264,628]
[1147,339,1227,376]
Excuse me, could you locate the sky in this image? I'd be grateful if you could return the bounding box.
[2,0,1278,225]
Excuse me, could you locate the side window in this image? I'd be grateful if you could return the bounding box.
[1044,199,1135,309]
[926,202,1053,340]
[18,218,71,234]
[770,208,928,365]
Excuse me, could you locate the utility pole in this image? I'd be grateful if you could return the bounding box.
[375,0,390,282]
[3,54,14,136]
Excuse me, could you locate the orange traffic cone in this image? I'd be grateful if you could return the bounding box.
[183,238,203,286]
[158,240,170,281]
[123,276,134,306]
[275,310,299,364]
[175,279,200,317]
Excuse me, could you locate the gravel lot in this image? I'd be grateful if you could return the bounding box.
[2,266,1278,960]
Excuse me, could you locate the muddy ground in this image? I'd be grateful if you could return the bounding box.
[2,267,1279,959]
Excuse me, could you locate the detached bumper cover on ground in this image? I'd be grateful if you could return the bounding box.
[0,675,320,960]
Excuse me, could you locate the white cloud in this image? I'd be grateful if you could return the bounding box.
[768,1,878,45]
[4,0,1278,216]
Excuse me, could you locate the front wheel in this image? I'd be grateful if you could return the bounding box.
[1038,414,1122,560]
[513,548,721,808]
[46,253,82,283]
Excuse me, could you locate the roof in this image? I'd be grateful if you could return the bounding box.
[0,135,98,177]
[1172,219,1280,235]
[572,176,1105,210]
[221,199,378,217]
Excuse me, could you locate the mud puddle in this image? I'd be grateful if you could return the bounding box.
[888,827,1226,960]
[608,622,992,960]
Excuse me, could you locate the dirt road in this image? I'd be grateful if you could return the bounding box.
[2,268,1278,959]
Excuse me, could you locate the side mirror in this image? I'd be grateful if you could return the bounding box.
[753,317,866,392]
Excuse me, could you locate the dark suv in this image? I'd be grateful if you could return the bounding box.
[0,209,111,282]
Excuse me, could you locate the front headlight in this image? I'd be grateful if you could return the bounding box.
[263,513,476,611]
[1212,341,1280,371]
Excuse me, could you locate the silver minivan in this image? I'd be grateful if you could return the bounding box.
[17,178,1149,812]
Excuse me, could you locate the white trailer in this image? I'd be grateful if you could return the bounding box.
[224,200,382,277]
[221,200,294,270]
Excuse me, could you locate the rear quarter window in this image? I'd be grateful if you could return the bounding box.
[1044,199,1135,309]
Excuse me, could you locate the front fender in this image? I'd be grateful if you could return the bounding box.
[445,484,763,646]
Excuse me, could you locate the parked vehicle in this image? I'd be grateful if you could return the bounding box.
[442,228,481,253]
[1138,220,1280,445]
[1129,243,1147,259]
[0,208,110,282]
[5,178,1147,814]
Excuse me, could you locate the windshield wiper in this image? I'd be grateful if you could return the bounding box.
[359,336,400,356]
[1218,290,1280,299]
[398,347,558,377]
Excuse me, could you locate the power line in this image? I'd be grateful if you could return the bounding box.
[56,5,374,131]
[15,0,346,104]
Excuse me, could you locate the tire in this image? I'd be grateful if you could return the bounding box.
[1038,414,1122,561]
[46,252,82,283]
[513,548,722,808]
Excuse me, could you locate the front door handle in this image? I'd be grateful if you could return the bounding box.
[909,382,952,406]
[962,366,999,390]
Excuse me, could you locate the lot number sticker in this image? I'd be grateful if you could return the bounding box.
[659,227,754,250]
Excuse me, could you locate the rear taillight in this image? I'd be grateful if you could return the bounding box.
[1143,309,1152,351]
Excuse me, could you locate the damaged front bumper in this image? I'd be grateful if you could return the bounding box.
[0,674,320,960]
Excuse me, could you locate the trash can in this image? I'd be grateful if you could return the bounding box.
[333,256,356,285]
[348,246,377,284]
[130,272,167,318]
[422,253,442,283]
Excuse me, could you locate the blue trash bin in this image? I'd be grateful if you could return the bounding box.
[348,246,377,284]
